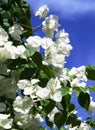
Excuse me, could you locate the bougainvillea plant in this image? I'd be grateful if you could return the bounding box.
[0,0,95,129]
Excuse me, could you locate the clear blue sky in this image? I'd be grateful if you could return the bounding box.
[26,0,95,128]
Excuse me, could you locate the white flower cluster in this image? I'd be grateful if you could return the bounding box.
[17,78,62,102]
[0,26,26,61]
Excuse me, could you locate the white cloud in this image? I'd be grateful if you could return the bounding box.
[26,0,95,19]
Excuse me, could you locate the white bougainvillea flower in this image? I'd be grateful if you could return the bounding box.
[68,66,87,89]
[9,24,24,41]
[26,36,42,52]
[48,107,59,122]
[35,4,49,18]
[50,53,65,68]
[42,15,60,37]
[69,66,87,81]
[44,45,65,68]
[35,113,44,122]
[0,47,10,61]
[55,29,70,43]
[41,37,54,49]
[46,78,62,102]
[16,45,26,58]
[71,78,86,88]
[88,97,95,114]
[0,26,8,46]
[56,42,73,56]
[13,96,33,114]
[36,86,50,99]
[17,79,30,90]
[23,86,35,95]
[0,114,13,129]
[4,41,26,59]
[0,102,6,112]
[77,122,92,130]
[14,113,40,130]
[50,91,62,102]
[17,79,39,101]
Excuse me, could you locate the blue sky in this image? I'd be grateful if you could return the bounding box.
[26,0,95,68]
[26,0,95,128]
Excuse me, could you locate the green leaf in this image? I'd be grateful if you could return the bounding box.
[32,52,42,67]
[1,0,8,4]
[60,87,70,96]
[3,19,10,27]
[69,103,75,112]
[24,48,35,58]
[88,86,95,92]
[39,126,47,130]
[86,65,95,80]
[78,92,90,110]
[74,86,88,93]
[86,117,95,128]
[54,111,67,128]
[46,116,53,128]
[42,65,54,78]
[66,113,81,127]
[43,100,55,115]
[61,94,71,110]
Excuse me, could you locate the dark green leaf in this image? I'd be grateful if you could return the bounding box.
[61,94,71,110]
[32,52,42,67]
[42,65,54,78]
[20,67,37,79]
[86,117,95,128]
[86,65,95,80]
[66,113,81,127]
[69,103,75,112]
[54,111,67,128]
[78,92,90,110]
[43,100,55,115]
[46,116,53,128]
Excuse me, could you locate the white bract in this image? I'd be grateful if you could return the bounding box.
[46,78,62,102]
[35,4,49,18]
[48,107,59,122]
[41,37,54,49]
[4,41,26,59]
[77,123,92,130]
[42,15,60,38]
[9,24,24,41]
[56,29,70,43]
[88,97,95,114]
[0,26,8,46]
[36,86,50,99]
[0,102,6,112]
[0,114,13,129]
[13,96,33,114]
[25,36,42,52]
[14,113,40,130]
